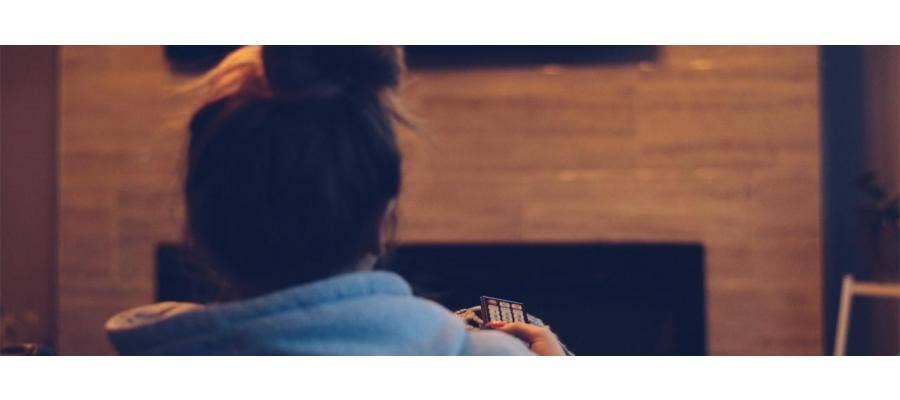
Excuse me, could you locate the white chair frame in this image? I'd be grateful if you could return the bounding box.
[833,274,900,356]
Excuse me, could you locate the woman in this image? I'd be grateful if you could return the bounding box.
[105,46,563,355]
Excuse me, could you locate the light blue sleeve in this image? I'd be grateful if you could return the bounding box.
[461,330,536,355]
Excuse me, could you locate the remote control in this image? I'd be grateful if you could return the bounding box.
[480,295,529,325]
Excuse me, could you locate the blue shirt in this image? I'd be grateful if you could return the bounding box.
[105,270,534,355]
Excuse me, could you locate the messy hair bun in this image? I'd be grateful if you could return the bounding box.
[262,46,402,99]
[185,46,405,299]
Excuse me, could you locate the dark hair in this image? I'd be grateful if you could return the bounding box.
[184,46,404,298]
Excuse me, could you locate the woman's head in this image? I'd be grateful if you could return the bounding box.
[185,46,404,297]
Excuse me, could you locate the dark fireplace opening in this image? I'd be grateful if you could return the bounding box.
[380,243,706,356]
[156,242,706,355]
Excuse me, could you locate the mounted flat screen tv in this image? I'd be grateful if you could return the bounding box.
[164,45,657,73]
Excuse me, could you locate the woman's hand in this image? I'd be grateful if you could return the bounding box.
[485,321,566,356]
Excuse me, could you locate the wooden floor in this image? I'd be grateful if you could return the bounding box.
[57,46,822,354]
